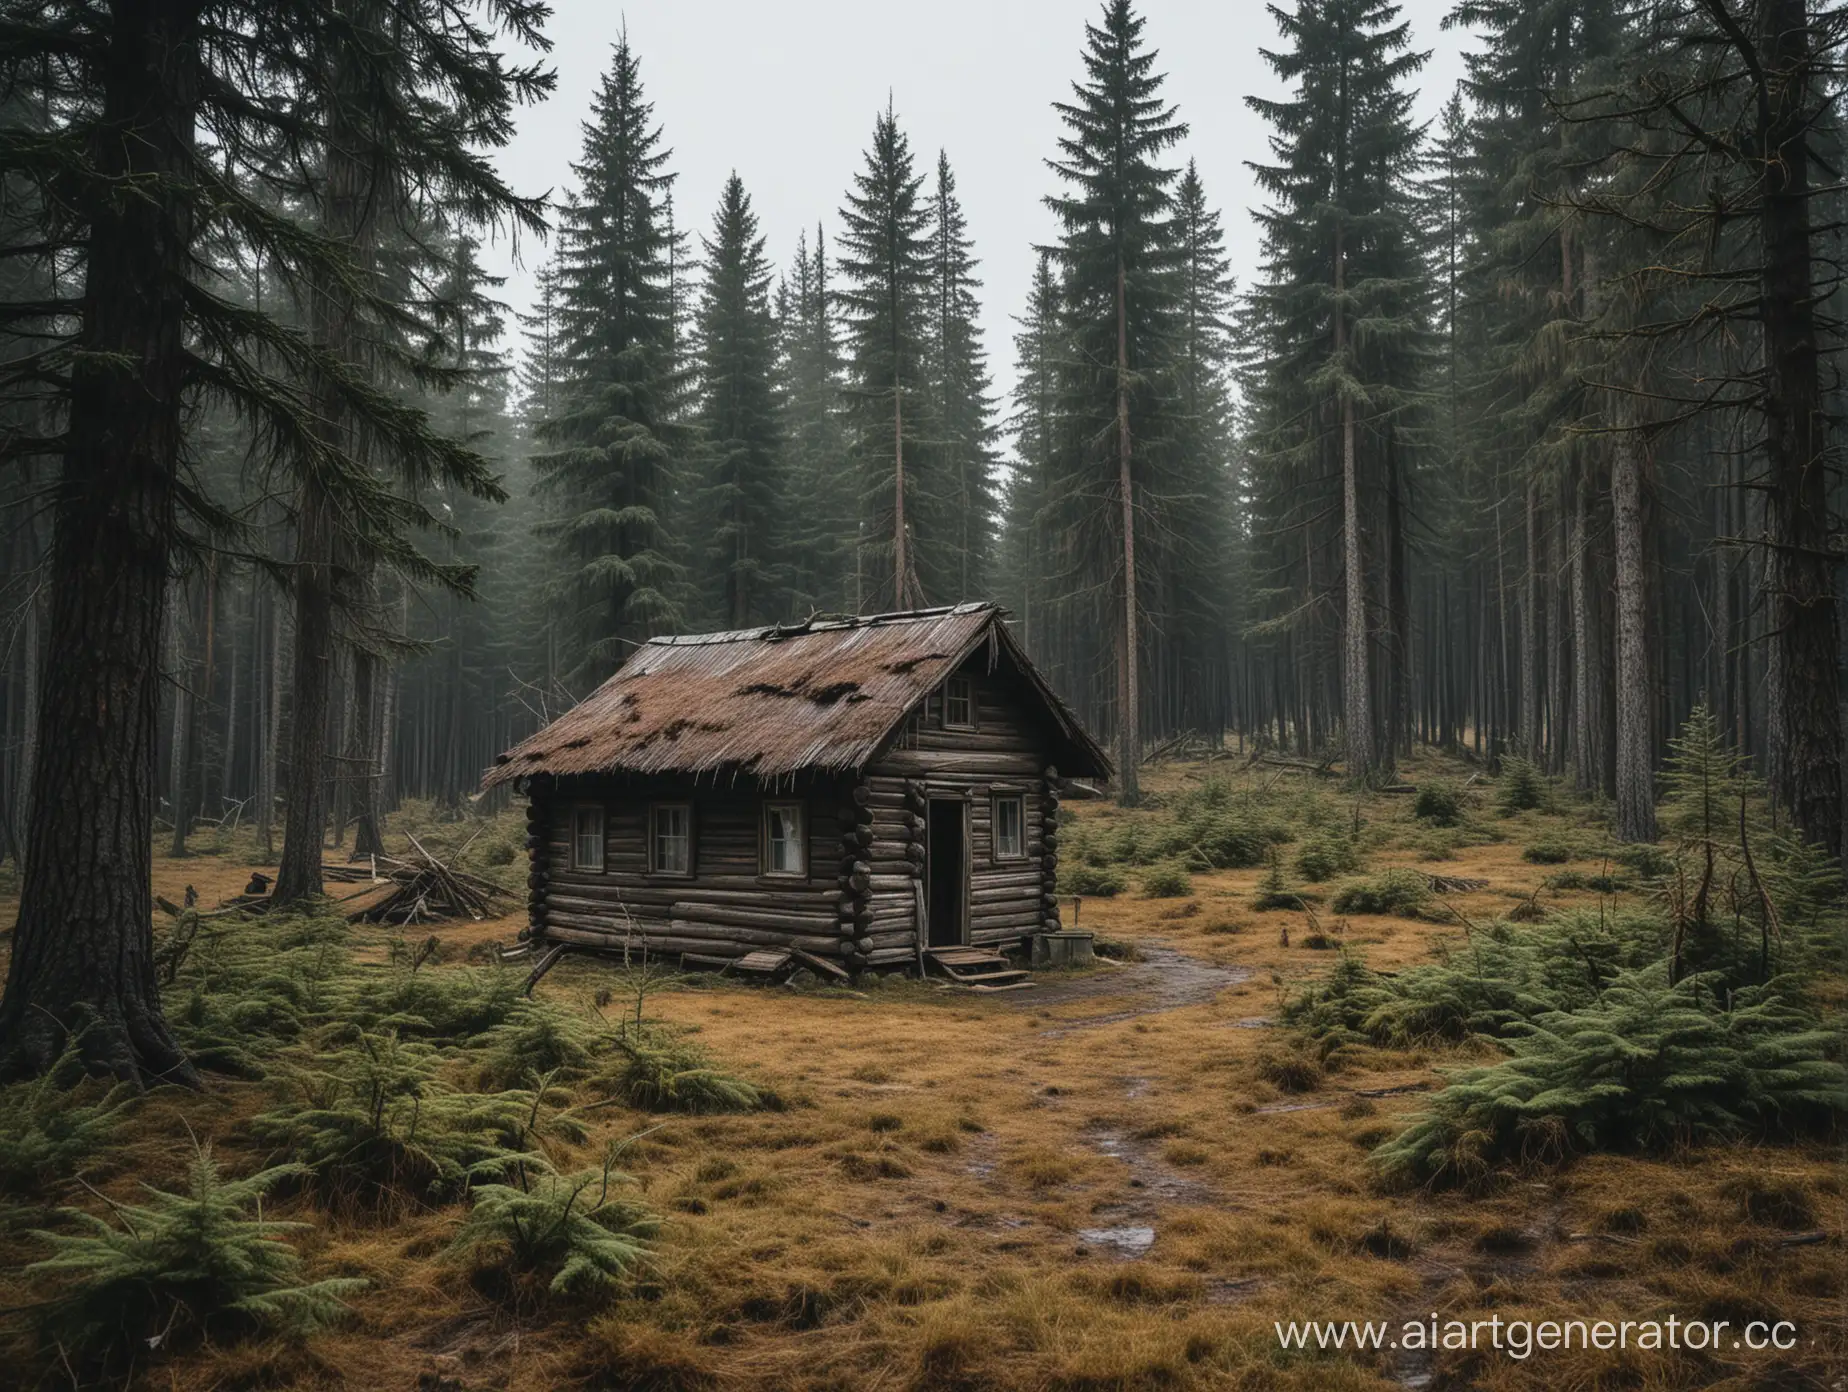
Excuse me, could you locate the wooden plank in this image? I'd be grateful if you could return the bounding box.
[791,947,851,981]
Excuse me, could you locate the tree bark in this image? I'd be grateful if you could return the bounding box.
[1334,221,1375,783]
[1755,0,1843,858]
[1611,427,1657,841]
[347,646,383,854]
[0,0,202,1086]
[1568,465,1604,794]
[1115,257,1141,806]
[1520,480,1542,761]
[275,6,376,904]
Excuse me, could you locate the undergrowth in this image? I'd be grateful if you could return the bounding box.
[23,1144,364,1371]
[1284,710,1846,1188]
[449,1141,659,1305]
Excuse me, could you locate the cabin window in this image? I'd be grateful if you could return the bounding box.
[993,795,1025,860]
[763,801,806,876]
[650,803,692,875]
[571,805,605,872]
[943,676,975,730]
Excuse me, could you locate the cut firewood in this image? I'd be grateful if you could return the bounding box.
[344,835,517,926]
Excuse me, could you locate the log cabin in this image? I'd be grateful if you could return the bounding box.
[481,603,1111,973]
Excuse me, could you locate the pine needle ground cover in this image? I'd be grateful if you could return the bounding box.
[0,751,1840,1391]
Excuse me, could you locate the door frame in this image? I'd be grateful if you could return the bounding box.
[925,795,970,948]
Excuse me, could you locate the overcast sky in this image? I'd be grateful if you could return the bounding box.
[480,0,1476,425]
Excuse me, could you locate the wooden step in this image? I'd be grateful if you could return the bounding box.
[733,949,793,976]
[925,946,1032,989]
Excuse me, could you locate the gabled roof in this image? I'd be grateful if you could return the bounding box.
[482,602,1111,787]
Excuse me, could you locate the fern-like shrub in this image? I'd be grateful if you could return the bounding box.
[1497,757,1546,812]
[1175,809,1285,870]
[1545,870,1629,894]
[1331,870,1432,918]
[472,1003,600,1091]
[1413,781,1464,826]
[1372,969,1846,1189]
[1521,837,1577,865]
[1140,861,1193,898]
[449,1149,658,1305]
[1251,854,1316,911]
[354,955,523,1042]
[1612,843,1673,880]
[0,1041,135,1198]
[1285,912,1669,1049]
[1059,862,1125,897]
[248,1028,542,1212]
[1294,830,1363,882]
[162,909,355,1075]
[604,1032,765,1115]
[25,1145,364,1366]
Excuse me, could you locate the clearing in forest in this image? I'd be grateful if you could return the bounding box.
[0,749,1840,1392]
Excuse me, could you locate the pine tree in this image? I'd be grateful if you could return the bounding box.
[1044,0,1188,805]
[0,0,549,1079]
[1164,160,1236,737]
[924,151,999,602]
[1246,0,1429,783]
[837,100,936,610]
[532,32,689,683]
[999,252,1064,654]
[777,229,854,613]
[690,174,786,628]
[1446,3,1630,785]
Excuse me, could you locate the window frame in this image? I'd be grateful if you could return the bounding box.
[648,801,695,878]
[570,803,606,872]
[942,675,976,731]
[760,799,809,879]
[991,793,1027,862]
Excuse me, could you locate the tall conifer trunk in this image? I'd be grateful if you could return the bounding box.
[276,3,375,904]
[1116,258,1141,806]
[1754,0,1842,857]
[1611,426,1657,840]
[1520,481,1541,760]
[1334,220,1374,782]
[1569,467,1603,793]
[0,0,202,1085]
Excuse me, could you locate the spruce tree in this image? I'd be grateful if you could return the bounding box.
[533,32,689,682]
[1043,0,1188,804]
[777,229,854,613]
[924,151,1000,602]
[690,174,786,628]
[1246,0,1428,782]
[0,0,549,1080]
[1165,160,1237,736]
[837,101,936,610]
[999,252,1065,654]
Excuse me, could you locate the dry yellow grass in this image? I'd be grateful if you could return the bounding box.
[0,754,1840,1390]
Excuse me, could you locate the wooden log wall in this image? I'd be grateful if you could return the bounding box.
[533,772,860,963]
[866,664,1064,954]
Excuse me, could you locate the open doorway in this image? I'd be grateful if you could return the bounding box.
[926,798,967,948]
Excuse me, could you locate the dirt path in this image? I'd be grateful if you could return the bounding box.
[1023,940,1250,1036]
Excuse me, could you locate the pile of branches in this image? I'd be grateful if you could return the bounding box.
[345,834,516,926]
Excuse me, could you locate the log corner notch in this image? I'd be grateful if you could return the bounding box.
[839,773,877,970]
[1040,765,1063,934]
[524,773,551,941]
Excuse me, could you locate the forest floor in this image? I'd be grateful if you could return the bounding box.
[0,752,1842,1391]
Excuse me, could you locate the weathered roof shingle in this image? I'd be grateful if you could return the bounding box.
[482,602,1109,787]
